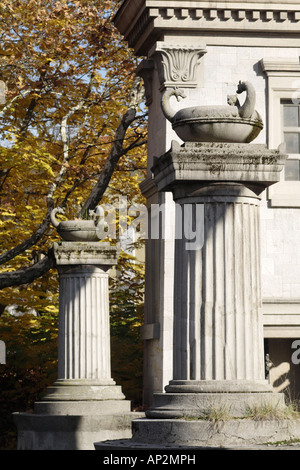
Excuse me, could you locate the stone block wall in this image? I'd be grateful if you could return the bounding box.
[261,198,300,300]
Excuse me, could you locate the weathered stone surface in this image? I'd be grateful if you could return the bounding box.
[53,241,118,266]
[130,417,300,448]
[95,417,300,449]
[146,391,285,419]
[151,141,286,193]
[14,412,144,450]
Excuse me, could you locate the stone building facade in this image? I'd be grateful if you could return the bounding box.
[114,0,300,405]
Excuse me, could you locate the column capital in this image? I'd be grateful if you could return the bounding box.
[149,42,207,90]
[53,241,119,269]
[151,141,286,196]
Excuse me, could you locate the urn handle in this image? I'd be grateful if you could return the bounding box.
[50,207,65,228]
[161,87,187,123]
[90,206,108,236]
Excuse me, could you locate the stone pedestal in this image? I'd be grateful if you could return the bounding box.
[14,242,143,450]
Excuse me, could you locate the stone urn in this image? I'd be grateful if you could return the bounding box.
[161,80,263,143]
[51,207,107,241]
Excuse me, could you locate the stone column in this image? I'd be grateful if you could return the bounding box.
[57,264,112,383]
[145,141,286,418]
[172,186,264,383]
[36,241,126,410]
[14,241,144,450]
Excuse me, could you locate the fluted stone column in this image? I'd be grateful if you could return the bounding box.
[57,265,113,383]
[172,188,264,383]
[145,141,287,419]
[13,241,145,450]
[36,241,127,410]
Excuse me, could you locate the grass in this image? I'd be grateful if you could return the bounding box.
[202,405,232,423]
[181,401,300,423]
[182,404,232,427]
[264,438,300,447]
[245,402,300,421]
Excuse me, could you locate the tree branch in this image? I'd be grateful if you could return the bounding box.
[79,77,145,216]
[0,247,55,289]
[0,200,54,266]
[0,77,145,289]
[0,76,95,267]
[79,107,137,215]
[47,75,95,200]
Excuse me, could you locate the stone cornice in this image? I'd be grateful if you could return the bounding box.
[151,141,286,194]
[53,242,118,267]
[114,1,300,54]
[139,175,157,198]
[260,58,300,76]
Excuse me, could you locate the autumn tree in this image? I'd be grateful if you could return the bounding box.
[0,0,147,314]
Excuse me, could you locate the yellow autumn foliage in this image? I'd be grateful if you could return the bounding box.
[0,0,147,313]
[0,1,147,448]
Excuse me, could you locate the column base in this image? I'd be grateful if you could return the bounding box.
[35,378,127,414]
[13,378,144,449]
[94,417,300,450]
[165,379,274,393]
[13,411,145,450]
[146,380,286,419]
[39,378,126,403]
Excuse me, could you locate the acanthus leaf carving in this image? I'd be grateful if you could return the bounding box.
[151,42,207,89]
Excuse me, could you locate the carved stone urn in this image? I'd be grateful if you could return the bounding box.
[51,207,107,242]
[161,80,263,143]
